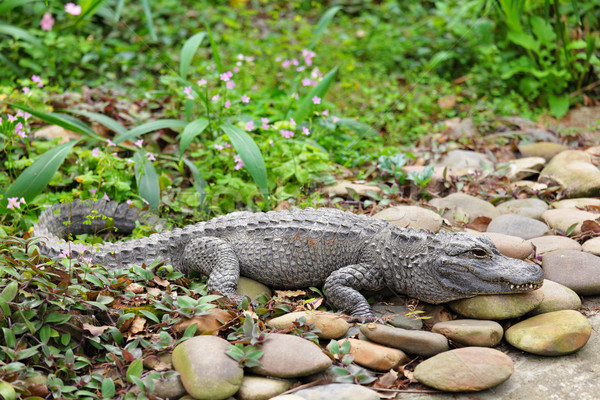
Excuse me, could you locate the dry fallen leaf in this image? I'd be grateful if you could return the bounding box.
[303,297,323,311]
[375,369,399,388]
[466,216,492,232]
[125,282,145,294]
[438,95,456,109]
[82,323,110,337]
[129,316,146,335]
[275,289,306,299]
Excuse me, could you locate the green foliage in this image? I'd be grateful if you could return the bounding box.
[327,339,375,385]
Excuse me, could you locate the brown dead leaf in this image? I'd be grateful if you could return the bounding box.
[82,323,110,337]
[375,369,399,388]
[466,216,492,232]
[147,287,162,297]
[125,282,144,294]
[581,219,600,233]
[275,289,306,299]
[129,316,146,335]
[438,95,456,109]
[153,275,169,287]
[398,365,417,383]
[303,297,323,311]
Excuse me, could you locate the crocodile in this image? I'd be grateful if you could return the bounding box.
[34,200,544,320]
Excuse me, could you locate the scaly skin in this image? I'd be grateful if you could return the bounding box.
[34,200,545,320]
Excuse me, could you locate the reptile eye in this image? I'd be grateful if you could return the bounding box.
[470,249,488,258]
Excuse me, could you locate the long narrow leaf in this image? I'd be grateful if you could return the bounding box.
[72,0,109,26]
[179,118,209,157]
[182,157,207,207]
[308,6,341,50]
[7,103,101,140]
[66,109,127,136]
[204,23,222,74]
[141,0,157,41]
[4,140,79,204]
[0,0,34,13]
[114,119,187,144]
[0,23,43,48]
[114,0,125,21]
[0,52,20,75]
[220,123,269,207]
[133,152,160,210]
[179,32,208,78]
[293,66,338,124]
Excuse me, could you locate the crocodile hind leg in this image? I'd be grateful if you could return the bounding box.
[323,263,385,321]
[182,237,240,299]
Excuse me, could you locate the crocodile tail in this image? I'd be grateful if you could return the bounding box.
[33,199,186,268]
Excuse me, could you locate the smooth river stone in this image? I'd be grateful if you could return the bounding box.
[495,198,548,220]
[550,198,600,210]
[542,250,600,295]
[413,347,514,392]
[518,142,567,161]
[432,319,503,347]
[449,290,544,320]
[372,304,423,330]
[237,277,272,300]
[236,375,291,400]
[529,279,581,315]
[335,338,409,371]
[542,209,599,235]
[582,237,600,256]
[323,180,381,197]
[266,311,349,339]
[505,310,592,356]
[430,193,499,223]
[276,383,380,400]
[538,150,600,198]
[359,323,449,357]
[373,205,443,232]
[529,235,582,255]
[499,157,546,181]
[471,232,532,259]
[486,214,550,240]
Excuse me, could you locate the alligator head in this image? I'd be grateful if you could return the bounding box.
[393,231,544,304]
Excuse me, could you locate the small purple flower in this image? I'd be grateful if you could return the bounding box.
[14,122,26,138]
[291,58,299,66]
[261,118,269,130]
[211,94,220,102]
[102,192,110,202]
[31,75,43,88]
[126,199,133,205]
[7,197,25,210]
[302,126,310,136]
[241,94,250,103]
[135,139,143,148]
[237,54,245,60]
[184,86,193,99]
[220,71,234,82]
[60,249,71,259]
[197,79,207,85]
[146,152,156,161]
[269,139,274,146]
[290,118,296,126]
[223,142,232,148]
[22,87,30,94]
[126,158,134,165]
[7,114,17,122]
[312,96,321,105]
[89,188,97,196]
[322,109,329,116]
[280,129,294,139]
[106,138,116,146]
[214,143,224,150]
[226,80,236,89]
[245,121,255,131]
[234,154,245,170]
[301,78,312,87]
[332,116,340,123]
[282,60,291,69]
[65,3,81,15]
[297,66,306,72]
[40,13,54,31]
[92,147,100,157]
[233,66,240,73]
[224,100,231,108]
[17,110,31,120]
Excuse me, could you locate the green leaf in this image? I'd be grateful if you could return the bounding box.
[114,119,187,144]
[0,381,16,400]
[45,313,71,324]
[179,32,208,78]
[220,123,269,207]
[101,377,115,398]
[548,94,570,119]
[530,15,555,46]
[0,23,43,48]
[66,109,127,136]
[3,140,78,204]
[72,0,109,26]
[2,328,16,347]
[7,103,100,139]
[507,31,540,53]
[328,339,339,354]
[204,23,222,74]
[308,6,341,50]
[126,359,143,383]
[133,152,160,210]
[139,309,160,324]
[340,339,351,354]
[0,0,34,14]
[293,66,338,124]
[181,157,207,205]
[0,281,18,302]
[179,118,209,157]
[140,0,157,41]
[565,221,578,236]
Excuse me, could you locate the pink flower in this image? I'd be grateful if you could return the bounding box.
[106,138,116,146]
[237,54,245,60]
[184,86,193,99]
[146,152,156,161]
[214,144,224,150]
[17,110,31,120]
[332,116,340,123]
[8,114,17,122]
[65,3,82,15]
[234,154,245,170]
[211,94,219,102]
[197,79,207,85]
[226,80,235,89]
[312,96,321,105]
[292,59,299,66]
[135,139,143,148]
[224,100,231,108]
[302,126,310,136]
[7,197,25,210]
[280,129,294,139]
[297,66,306,72]
[245,121,255,131]
[92,147,100,157]
[102,192,110,202]
[126,158,134,164]
[322,109,329,116]
[126,199,133,205]
[89,188,97,196]
[261,118,269,130]
[269,139,274,146]
[290,118,297,127]
[241,94,250,103]
[112,152,117,156]
[40,13,54,31]
[282,60,291,69]
[15,123,26,138]
[223,142,232,148]
[311,67,321,79]
[233,66,240,73]
[22,87,30,94]
[220,71,233,81]
[31,75,43,88]
[275,56,282,62]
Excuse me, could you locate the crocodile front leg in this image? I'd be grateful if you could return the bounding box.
[182,237,240,298]
[323,263,385,321]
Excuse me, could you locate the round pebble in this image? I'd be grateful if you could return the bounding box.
[486,214,550,240]
[582,237,600,256]
[495,198,548,220]
[237,277,272,300]
[542,209,599,235]
[359,323,449,357]
[529,280,581,315]
[500,157,546,181]
[373,205,443,232]
[413,347,514,392]
[236,375,291,400]
[550,198,600,210]
[449,290,544,320]
[432,319,503,347]
[505,310,592,356]
[518,142,567,161]
[528,235,582,255]
[538,150,600,198]
[430,193,499,223]
[372,304,423,330]
[335,338,409,371]
[471,232,532,259]
[542,250,600,295]
[277,383,380,400]
[266,311,349,339]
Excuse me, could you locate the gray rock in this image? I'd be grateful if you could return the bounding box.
[529,279,582,315]
[249,334,332,378]
[449,290,544,320]
[550,198,600,210]
[152,371,187,400]
[373,206,443,233]
[498,157,546,181]
[278,384,380,400]
[538,150,600,198]
[372,304,423,330]
[486,214,550,240]
[302,363,374,383]
[505,310,592,356]
[172,336,243,400]
[542,209,599,235]
[437,150,493,174]
[582,237,600,256]
[414,347,514,392]
[495,198,548,220]
[237,277,272,301]
[542,250,600,295]
[432,320,504,347]
[529,235,582,255]
[360,323,449,357]
[430,193,499,224]
[471,232,532,259]
[518,142,567,161]
[323,181,381,197]
[266,311,349,339]
[236,375,292,400]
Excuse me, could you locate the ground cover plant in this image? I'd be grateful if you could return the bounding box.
[1,0,600,398]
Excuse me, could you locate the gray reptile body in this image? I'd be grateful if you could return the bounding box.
[34,200,544,319]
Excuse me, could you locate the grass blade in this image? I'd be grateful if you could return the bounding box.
[182,157,208,207]
[3,140,79,204]
[72,0,109,26]
[293,66,338,124]
[179,32,208,78]
[0,52,21,75]
[204,23,222,74]
[0,0,34,14]
[7,103,101,140]
[308,6,341,50]
[140,0,157,41]
[179,118,209,157]
[66,109,127,136]
[220,123,269,207]
[133,152,160,210]
[114,119,187,144]
[114,0,125,21]
[0,23,43,48]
